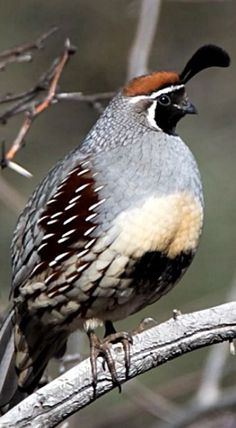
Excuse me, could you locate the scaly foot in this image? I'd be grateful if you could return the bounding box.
[88,323,133,398]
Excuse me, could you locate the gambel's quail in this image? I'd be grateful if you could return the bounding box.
[0,45,230,411]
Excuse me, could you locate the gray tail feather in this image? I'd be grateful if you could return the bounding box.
[0,311,26,414]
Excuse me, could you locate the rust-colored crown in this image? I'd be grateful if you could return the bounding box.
[123,71,180,97]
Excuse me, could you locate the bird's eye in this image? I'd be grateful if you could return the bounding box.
[158,95,171,106]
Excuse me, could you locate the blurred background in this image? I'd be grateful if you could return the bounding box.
[0,0,236,427]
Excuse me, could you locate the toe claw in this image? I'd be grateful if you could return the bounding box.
[88,329,133,395]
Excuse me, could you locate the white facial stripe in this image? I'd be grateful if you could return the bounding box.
[129,84,184,104]
[150,84,184,98]
[146,101,161,131]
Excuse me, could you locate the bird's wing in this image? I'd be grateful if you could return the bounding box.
[11,153,100,296]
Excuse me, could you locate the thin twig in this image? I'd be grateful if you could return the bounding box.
[0,90,114,123]
[56,91,114,103]
[1,39,76,172]
[0,27,58,71]
[35,39,75,115]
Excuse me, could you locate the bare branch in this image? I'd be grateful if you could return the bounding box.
[127,0,162,80]
[56,91,115,114]
[35,39,76,115]
[56,91,115,103]
[1,302,236,428]
[0,27,58,71]
[0,39,76,126]
[0,39,76,174]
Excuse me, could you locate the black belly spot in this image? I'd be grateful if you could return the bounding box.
[126,250,194,294]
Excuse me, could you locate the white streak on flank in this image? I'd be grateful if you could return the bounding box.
[92,172,98,178]
[30,262,45,276]
[47,290,58,299]
[77,263,89,273]
[81,161,90,168]
[147,101,161,131]
[129,84,185,103]
[84,239,96,249]
[46,199,56,206]
[67,167,79,176]
[77,249,89,258]
[47,219,58,225]
[58,236,70,244]
[77,168,89,176]
[84,226,96,236]
[69,195,81,204]
[62,229,76,238]
[45,273,57,285]
[37,215,49,225]
[75,183,90,193]
[38,243,48,252]
[67,273,79,283]
[94,185,104,193]
[61,177,69,184]
[57,284,69,293]
[49,260,57,267]
[51,211,63,219]
[53,191,64,199]
[85,213,97,222]
[63,215,78,225]
[56,184,65,191]
[65,202,77,211]
[55,252,70,262]
[88,199,106,211]
[42,233,55,241]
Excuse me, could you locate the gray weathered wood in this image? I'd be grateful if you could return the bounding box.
[1,302,236,428]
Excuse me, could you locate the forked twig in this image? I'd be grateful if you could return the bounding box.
[0,27,58,71]
[1,39,76,176]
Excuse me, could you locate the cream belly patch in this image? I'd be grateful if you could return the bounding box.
[109,192,203,259]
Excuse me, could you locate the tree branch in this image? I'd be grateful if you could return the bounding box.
[0,38,76,177]
[0,27,58,71]
[1,302,236,428]
[126,0,162,80]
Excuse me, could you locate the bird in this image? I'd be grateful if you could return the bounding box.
[0,44,230,412]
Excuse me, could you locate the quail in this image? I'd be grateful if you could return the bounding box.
[0,44,230,411]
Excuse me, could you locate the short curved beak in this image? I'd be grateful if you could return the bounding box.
[181,99,197,115]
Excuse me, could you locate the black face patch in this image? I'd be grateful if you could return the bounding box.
[152,88,187,135]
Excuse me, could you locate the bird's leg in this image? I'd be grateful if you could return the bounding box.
[103,321,133,378]
[87,321,133,398]
[88,328,121,398]
[104,319,116,336]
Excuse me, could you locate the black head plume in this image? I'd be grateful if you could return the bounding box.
[180,45,230,84]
